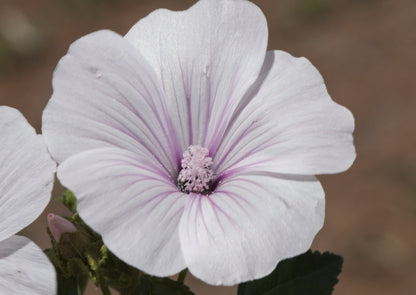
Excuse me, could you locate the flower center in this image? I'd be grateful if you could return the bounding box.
[177,145,214,194]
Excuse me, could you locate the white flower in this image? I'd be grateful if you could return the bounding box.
[0,107,56,294]
[42,0,355,285]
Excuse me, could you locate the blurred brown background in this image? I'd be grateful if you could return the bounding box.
[0,0,415,294]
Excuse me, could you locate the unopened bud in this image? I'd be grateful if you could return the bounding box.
[47,213,77,242]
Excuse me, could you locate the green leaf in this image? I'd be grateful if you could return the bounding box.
[127,275,195,295]
[238,250,343,295]
[58,190,78,213]
[97,246,142,294]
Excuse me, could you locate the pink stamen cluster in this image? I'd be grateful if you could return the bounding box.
[177,145,214,194]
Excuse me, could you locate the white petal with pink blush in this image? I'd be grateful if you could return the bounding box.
[0,236,56,294]
[0,107,56,294]
[44,0,355,286]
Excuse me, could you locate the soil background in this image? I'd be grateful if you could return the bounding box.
[0,0,415,294]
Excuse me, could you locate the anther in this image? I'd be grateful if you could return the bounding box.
[177,145,214,194]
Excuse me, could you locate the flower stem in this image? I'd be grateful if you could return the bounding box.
[100,284,111,295]
[177,268,188,283]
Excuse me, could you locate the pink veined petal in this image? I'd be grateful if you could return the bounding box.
[0,235,56,295]
[215,50,356,176]
[179,172,325,285]
[42,30,180,177]
[57,147,187,276]
[0,107,55,242]
[125,0,268,152]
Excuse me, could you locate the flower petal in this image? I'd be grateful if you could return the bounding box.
[179,172,324,285]
[0,107,55,242]
[42,30,180,177]
[0,235,56,295]
[57,148,186,276]
[215,50,356,176]
[125,0,268,151]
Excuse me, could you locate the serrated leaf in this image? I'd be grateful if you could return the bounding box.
[238,250,343,295]
[128,275,195,295]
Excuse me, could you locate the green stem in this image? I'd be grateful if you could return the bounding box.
[100,284,111,295]
[99,276,111,295]
[177,268,188,284]
[76,276,83,295]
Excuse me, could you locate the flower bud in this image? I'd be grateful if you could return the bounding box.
[47,213,77,242]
